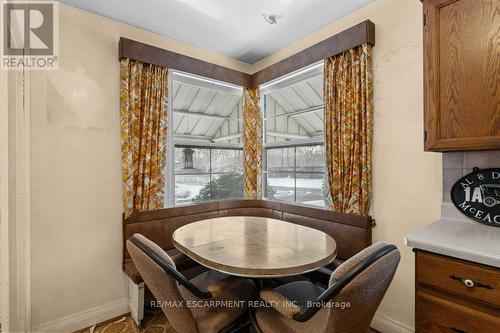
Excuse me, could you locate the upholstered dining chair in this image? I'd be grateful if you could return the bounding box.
[251,241,400,333]
[127,234,256,333]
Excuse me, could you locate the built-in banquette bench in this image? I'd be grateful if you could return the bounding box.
[122,199,374,285]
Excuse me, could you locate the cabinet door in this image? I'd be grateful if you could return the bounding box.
[423,0,500,151]
[416,291,500,333]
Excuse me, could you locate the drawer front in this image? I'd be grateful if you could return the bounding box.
[416,291,500,333]
[416,251,500,308]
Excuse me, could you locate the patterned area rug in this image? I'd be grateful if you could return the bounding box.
[77,307,380,333]
[77,308,175,333]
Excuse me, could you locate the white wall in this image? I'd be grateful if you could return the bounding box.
[255,0,442,331]
[26,0,441,331]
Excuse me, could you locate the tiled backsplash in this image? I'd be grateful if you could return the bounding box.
[443,151,500,203]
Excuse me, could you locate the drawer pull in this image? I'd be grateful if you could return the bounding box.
[464,279,474,288]
[450,275,493,290]
[449,328,468,333]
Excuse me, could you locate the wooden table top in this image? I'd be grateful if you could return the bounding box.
[172,216,337,278]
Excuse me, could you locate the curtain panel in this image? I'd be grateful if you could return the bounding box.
[243,87,263,200]
[120,58,169,218]
[324,43,373,215]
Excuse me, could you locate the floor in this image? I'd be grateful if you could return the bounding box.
[77,308,174,333]
[77,308,380,333]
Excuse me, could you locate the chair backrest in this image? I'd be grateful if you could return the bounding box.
[126,234,199,333]
[323,242,400,333]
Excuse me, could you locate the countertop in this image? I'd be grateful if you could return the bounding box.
[405,217,500,268]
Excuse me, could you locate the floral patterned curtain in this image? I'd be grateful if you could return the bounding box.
[324,43,373,215]
[120,58,168,218]
[243,87,263,199]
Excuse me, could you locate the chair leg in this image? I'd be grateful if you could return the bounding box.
[251,278,263,293]
[128,278,144,327]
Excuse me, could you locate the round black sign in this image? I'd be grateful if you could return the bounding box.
[451,168,500,227]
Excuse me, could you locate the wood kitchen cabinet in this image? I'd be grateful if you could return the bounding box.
[415,250,500,332]
[422,0,500,151]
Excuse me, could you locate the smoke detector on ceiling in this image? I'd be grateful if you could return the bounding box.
[262,14,283,25]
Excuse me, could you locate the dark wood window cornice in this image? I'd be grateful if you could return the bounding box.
[119,20,375,88]
[119,38,253,87]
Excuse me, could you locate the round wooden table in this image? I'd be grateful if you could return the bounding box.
[172,216,337,278]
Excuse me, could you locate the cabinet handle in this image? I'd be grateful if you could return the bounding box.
[450,275,493,290]
[449,328,468,333]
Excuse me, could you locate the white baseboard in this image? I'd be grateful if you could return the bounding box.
[371,313,414,333]
[31,298,129,333]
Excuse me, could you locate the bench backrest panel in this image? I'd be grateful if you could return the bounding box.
[122,200,373,265]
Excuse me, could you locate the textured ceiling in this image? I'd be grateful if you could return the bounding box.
[59,0,375,63]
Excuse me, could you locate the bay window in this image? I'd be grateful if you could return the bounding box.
[168,63,329,208]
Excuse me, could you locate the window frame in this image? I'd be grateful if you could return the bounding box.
[260,62,327,207]
[166,70,244,207]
